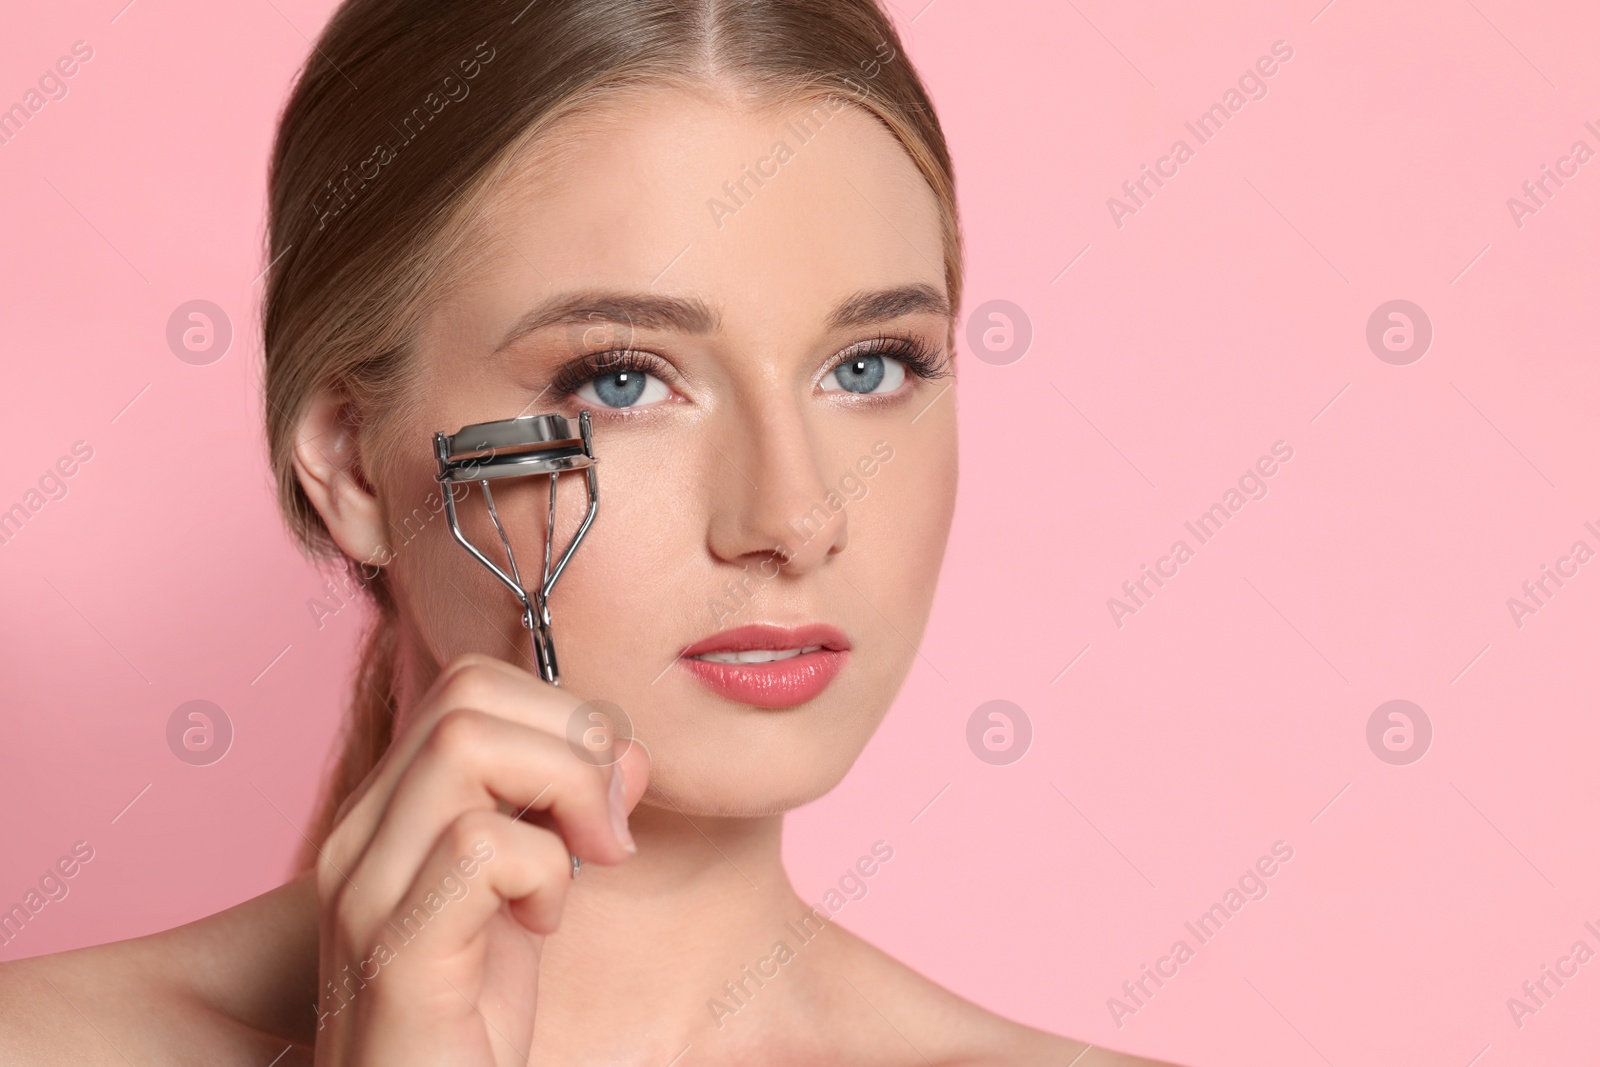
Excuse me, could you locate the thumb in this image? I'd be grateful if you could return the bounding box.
[616,736,652,815]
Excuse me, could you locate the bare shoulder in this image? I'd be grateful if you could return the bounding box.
[0,874,317,1067]
[814,923,1181,1067]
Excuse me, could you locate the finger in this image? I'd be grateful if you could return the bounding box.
[320,655,573,883]
[617,735,652,815]
[386,654,571,783]
[339,811,570,1011]
[344,708,628,923]
[392,810,572,948]
[522,734,650,851]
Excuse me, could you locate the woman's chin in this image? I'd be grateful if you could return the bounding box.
[638,754,857,820]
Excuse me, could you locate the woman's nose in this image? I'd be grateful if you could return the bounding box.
[702,408,847,577]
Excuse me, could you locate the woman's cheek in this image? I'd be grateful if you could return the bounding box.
[864,437,955,585]
[558,442,700,643]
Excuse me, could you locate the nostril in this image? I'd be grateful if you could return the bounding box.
[830,521,849,555]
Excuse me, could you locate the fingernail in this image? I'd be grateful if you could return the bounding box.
[608,764,636,853]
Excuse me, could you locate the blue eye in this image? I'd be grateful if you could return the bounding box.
[576,369,670,409]
[822,354,906,395]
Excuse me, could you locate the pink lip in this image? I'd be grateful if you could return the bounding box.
[677,623,851,709]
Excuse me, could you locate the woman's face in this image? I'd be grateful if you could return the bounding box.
[384,86,957,815]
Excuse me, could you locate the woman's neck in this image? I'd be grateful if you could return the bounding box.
[532,803,813,1057]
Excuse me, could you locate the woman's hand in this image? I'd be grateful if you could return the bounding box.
[310,652,648,1066]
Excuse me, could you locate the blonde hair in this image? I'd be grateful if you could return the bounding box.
[262,0,964,873]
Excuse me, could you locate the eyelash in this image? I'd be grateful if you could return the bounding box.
[548,349,665,402]
[545,333,951,403]
[831,333,951,387]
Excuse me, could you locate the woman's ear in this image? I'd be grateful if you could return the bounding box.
[292,390,389,567]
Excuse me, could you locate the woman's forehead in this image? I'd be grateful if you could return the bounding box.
[434,86,946,334]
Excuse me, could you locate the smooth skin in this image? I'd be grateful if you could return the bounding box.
[0,85,1176,1066]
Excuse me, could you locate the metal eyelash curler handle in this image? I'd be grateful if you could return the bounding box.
[433,410,599,686]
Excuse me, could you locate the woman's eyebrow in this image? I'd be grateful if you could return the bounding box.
[494,282,950,353]
[827,283,950,330]
[494,292,719,352]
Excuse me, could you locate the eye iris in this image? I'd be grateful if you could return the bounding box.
[836,355,885,393]
[594,370,647,407]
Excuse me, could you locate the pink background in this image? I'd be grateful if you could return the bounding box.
[2,1,1597,1063]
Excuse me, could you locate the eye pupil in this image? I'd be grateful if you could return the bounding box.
[836,355,885,393]
[593,370,647,408]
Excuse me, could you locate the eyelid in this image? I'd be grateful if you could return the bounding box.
[818,331,949,388]
[548,347,681,401]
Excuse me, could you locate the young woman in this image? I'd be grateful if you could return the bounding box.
[1,1,1174,1063]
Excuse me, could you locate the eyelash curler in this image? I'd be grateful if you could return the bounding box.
[433,410,599,686]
